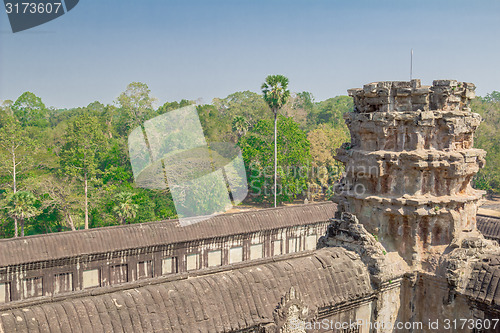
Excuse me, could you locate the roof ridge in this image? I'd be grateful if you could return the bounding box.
[0,201,335,243]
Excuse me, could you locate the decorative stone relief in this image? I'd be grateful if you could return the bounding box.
[274,287,309,333]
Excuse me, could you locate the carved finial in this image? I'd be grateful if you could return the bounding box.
[274,287,309,333]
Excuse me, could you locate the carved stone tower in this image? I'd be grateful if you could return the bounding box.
[334,79,486,269]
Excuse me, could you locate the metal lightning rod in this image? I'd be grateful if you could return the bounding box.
[410,49,413,81]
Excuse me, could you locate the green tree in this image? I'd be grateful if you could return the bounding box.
[117,82,157,135]
[197,104,224,142]
[116,82,158,173]
[239,115,310,204]
[232,116,249,140]
[60,113,106,229]
[212,91,270,127]
[36,175,82,231]
[309,96,353,128]
[113,192,139,224]
[0,210,11,238]
[308,124,350,198]
[281,92,314,130]
[201,91,274,144]
[85,101,118,139]
[6,191,40,237]
[0,114,37,236]
[308,124,349,169]
[0,115,33,193]
[261,75,290,207]
[157,99,194,115]
[1,100,13,116]
[12,92,49,127]
[471,91,500,196]
[100,139,134,185]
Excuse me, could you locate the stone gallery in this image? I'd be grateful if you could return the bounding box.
[0,80,499,332]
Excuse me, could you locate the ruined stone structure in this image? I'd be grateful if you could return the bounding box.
[336,79,486,270]
[330,80,500,332]
[0,80,499,333]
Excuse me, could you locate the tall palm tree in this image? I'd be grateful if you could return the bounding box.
[261,75,290,207]
[7,191,40,237]
[113,192,139,225]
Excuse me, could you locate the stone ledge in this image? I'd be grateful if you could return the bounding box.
[345,109,481,123]
[335,192,484,209]
[337,148,486,161]
[348,79,476,113]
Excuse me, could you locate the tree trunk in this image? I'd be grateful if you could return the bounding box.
[106,120,113,139]
[12,146,16,194]
[12,146,18,237]
[274,111,277,208]
[84,172,89,229]
[20,218,24,237]
[67,212,76,231]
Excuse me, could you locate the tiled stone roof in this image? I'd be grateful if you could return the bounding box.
[0,247,372,333]
[0,202,336,268]
[477,214,500,243]
[465,254,500,308]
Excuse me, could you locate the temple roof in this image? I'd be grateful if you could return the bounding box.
[0,247,373,333]
[0,202,336,268]
[465,253,500,309]
[477,214,500,243]
[466,215,500,309]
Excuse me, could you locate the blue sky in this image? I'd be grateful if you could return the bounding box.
[1,0,499,108]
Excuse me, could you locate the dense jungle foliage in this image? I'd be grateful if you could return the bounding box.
[0,82,498,238]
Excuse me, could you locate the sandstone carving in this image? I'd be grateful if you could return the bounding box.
[274,287,309,333]
[318,211,407,287]
[324,79,500,329]
[334,79,487,271]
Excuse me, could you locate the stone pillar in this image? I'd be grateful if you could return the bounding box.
[334,79,486,270]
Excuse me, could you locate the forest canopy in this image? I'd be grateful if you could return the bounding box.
[0,83,498,238]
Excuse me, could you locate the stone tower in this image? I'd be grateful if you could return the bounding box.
[334,79,486,270]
